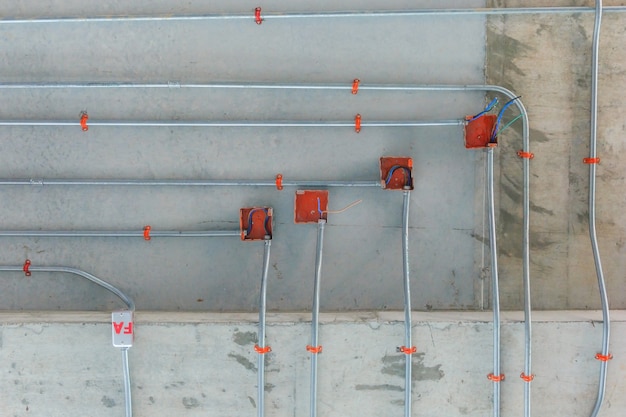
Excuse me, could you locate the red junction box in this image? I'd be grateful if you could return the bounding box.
[380,156,414,190]
[240,207,273,240]
[294,190,328,224]
[464,114,497,149]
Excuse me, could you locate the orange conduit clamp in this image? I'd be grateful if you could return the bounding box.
[583,157,601,164]
[79,111,89,131]
[254,7,263,24]
[520,372,534,382]
[352,79,360,95]
[23,259,31,276]
[275,174,283,190]
[397,346,417,355]
[254,344,272,354]
[487,373,505,382]
[595,353,613,362]
[517,150,534,159]
[306,345,323,354]
[355,114,362,133]
[143,226,151,241]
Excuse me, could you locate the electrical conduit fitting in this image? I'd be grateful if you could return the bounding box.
[23,259,31,276]
[397,346,416,355]
[143,226,151,241]
[487,373,505,382]
[275,174,283,190]
[520,373,534,382]
[355,114,361,133]
[254,344,271,354]
[595,353,613,362]
[255,7,263,24]
[517,150,534,159]
[584,157,600,164]
[306,345,322,354]
[80,111,88,131]
[352,79,360,94]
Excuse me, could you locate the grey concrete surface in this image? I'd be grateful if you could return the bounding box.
[0,1,489,311]
[1,311,625,417]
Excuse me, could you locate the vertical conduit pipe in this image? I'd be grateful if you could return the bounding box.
[309,220,326,417]
[486,148,501,417]
[257,239,272,417]
[121,347,132,417]
[400,190,413,417]
[588,2,611,417]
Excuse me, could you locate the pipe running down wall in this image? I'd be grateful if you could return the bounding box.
[0,265,134,417]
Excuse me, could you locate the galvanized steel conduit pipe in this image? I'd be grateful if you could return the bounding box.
[309,219,325,417]
[587,2,611,417]
[0,6,623,24]
[257,240,272,417]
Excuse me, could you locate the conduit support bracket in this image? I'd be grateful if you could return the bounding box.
[240,207,273,241]
[464,114,497,149]
[380,157,414,190]
[294,190,328,223]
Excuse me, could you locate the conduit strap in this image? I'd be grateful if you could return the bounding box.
[306,345,323,354]
[583,157,601,164]
[23,259,31,276]
[355,114,362,133]
[254,344,272,354]
[517,150,534,159]
[275,174,283,190]
[254,7,263,24]
[487,373,505,382]
[397,345,417,355]
[143,226,151,241]
[352,79,360,95]
[595,353,613,362]
[520,372,534,382]
[80,111,89,131]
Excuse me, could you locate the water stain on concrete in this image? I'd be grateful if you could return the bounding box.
[265,383,275,393]
[381,353,444,381]
[148,396,155,404]
[228,353,257,372]
[248,396,256,408]
[355,384,403,392]
[233,331,257,346]
[101,396,116,408]
[182,397,199,409]
[390,399,404,406]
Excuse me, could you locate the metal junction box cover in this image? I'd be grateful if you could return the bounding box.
[112,310,134,348]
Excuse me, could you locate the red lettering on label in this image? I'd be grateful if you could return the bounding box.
[124,323,133,334]
[113,322,124,334]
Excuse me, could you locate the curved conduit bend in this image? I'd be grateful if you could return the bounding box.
[588,2,611,417]
[0,264,134,417]
[0,6,623,24]
[0,82,532,417]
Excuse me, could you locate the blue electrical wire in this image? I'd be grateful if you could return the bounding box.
[468,97,498,121]
[491,96,522,141]
[385,165,412,188]
[316,198,324,218]
[247,208,270,236]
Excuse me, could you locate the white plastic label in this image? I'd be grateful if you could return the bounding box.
[112,311,134,348]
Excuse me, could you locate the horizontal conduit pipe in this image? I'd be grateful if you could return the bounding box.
[0,120,463,128]
[0,179,382,188]
[0,6,624,24]
[0,264,134,310]
[0,230,240,238]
